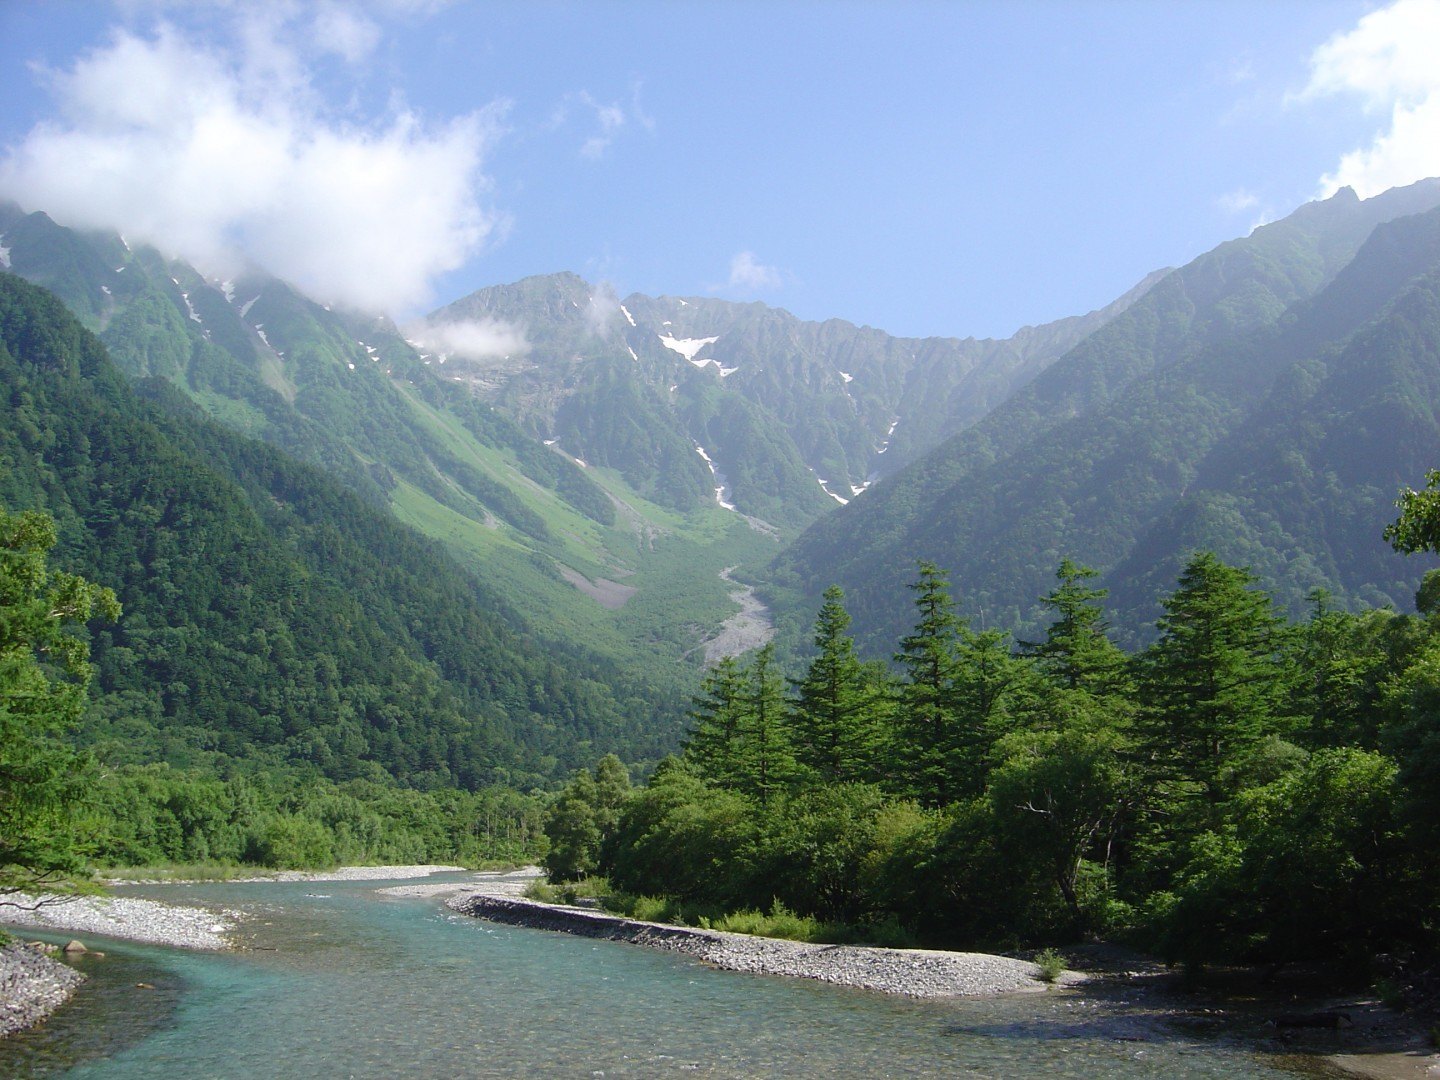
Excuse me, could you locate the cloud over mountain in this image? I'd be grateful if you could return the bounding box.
[0,14,501,315]
[1304,0,1440,198]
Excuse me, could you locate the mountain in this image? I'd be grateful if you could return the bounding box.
[424,268,1164,527]
[0,206,781,686]
[774,180,1440,649]
[0,270,675,786]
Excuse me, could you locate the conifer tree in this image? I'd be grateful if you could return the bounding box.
[1025,560,1127,694]
[1137,551,1284,804]
[790,585,882,785]
[894,561,964,806]
[951,625,1029,780]
[683,656,747,787]
[737,643,795,809]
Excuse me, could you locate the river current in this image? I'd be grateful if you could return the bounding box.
[1,875,1326,1078]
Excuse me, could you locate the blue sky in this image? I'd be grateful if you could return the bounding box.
[2,1,1438,339]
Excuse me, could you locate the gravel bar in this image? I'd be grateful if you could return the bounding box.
[0,894,237,950]
[0,941,86,1038]
[447,893,1067,998]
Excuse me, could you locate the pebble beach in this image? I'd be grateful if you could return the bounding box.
[445,884,1070,998]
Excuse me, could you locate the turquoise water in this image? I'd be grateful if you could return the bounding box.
[1,877,1318,1078]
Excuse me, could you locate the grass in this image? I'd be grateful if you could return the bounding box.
[590,892,920,948]
[522,877,613,905]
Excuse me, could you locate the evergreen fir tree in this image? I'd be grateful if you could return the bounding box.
[737,643,795,809]
[893,561,964,806]
[790,585,881,785]
[1137,551,1285,804]
[1025,560,1126,693]
[682,656,747,787]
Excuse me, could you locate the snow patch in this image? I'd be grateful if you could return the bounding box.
[815,477,849,505]
[659,334,720,362]
[219,280,235,303]
[100,284,111,296]
[719,365,739,378]
[627,345,638,361]
[840,371,854,383]
[119,234,131,251]
[876,416,899,455]
[620,304,636,327]
[254,326,271,347]
[678,298,690,307]
[0,238,10,269]
[240,297,258,318]
[347,362,355,370]
[694,443,737,511]
[544,439,558,446]
[180,293,202,323]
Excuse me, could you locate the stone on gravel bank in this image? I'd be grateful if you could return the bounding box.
[0,940,86,1038]
[447,893,1072,998]
[0,894,237,950]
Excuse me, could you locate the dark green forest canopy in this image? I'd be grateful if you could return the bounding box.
[557,555,1440,971]
[0,271,681,791]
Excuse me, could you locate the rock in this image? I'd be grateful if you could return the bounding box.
[62,939,87,954]
[0,941,86,1038]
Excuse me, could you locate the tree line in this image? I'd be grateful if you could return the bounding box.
[546,535,1440,969]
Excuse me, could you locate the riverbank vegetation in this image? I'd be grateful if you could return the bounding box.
[0,502,549,880]
[544,544,1440,974]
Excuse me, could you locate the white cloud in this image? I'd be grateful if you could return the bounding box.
[406,316,530,360]
[0,16,502,314]
[1301,0,1440,197]
[314,3,382,64]
[726,251,782,291]
[553,87,651,160]
[584,281,620,335]
[1217,188,1260,214]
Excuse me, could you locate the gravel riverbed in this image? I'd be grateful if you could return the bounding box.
[0,941,87,1038]
[447,889,1072,998]
[0,893,238,951]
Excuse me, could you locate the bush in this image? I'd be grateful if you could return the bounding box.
[1034,948,1067,983]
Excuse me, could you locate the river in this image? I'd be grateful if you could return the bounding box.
[0,875,1327,1078]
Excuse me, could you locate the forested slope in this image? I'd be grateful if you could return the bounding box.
[0,272,678,789]
[775,181,1440,649]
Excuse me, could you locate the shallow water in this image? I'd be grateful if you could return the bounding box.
[1,876,1319,1078]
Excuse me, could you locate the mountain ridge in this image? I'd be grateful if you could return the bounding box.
[772,179,1440,650]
